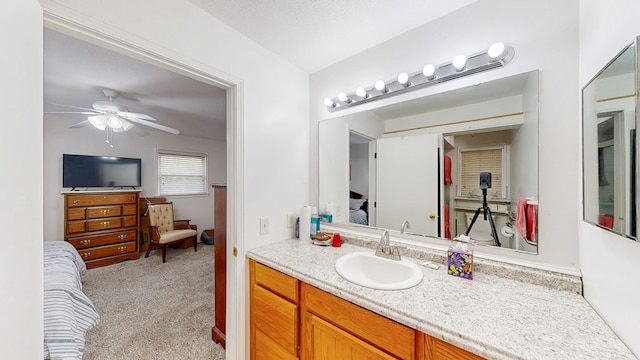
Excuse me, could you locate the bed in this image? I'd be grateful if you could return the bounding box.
[43,240,100,360]
[349,191,369,225]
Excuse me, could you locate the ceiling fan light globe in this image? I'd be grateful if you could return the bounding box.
[107,116,123,129]
[88,115,107,130]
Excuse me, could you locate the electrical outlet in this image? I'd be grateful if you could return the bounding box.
[287,213,295,228]
[259,217,269,235]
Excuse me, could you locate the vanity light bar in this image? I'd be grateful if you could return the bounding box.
[323,42,515,112]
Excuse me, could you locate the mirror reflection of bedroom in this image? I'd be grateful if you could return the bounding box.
[349,132,373,226]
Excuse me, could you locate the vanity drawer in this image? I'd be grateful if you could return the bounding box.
[86,206,122,219]
[76,241,136,261]
[67,230,137,250]
[86,217,122,232]
[426,335,485,360]
[254,262,299,303]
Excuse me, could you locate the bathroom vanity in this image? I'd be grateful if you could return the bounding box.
[247,236,636,360]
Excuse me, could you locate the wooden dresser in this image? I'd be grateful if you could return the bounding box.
[64,191,141,268]
[212,185,227,348]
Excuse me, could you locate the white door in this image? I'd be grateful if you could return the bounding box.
[376,134,441,236]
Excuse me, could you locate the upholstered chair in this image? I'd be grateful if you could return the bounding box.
[145,202,198,263]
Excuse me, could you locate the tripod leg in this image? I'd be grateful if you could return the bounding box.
[464,207,483,236]
[485,207,502,247]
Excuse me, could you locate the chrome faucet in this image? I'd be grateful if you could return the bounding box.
[401,220,411,234]
[375,230,401,261]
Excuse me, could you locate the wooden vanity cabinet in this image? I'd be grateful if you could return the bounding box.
[64,191,140,268]
[249,260,300,359]
[421,334,485,360]
[249,260,485,360]
[301,282,415,360]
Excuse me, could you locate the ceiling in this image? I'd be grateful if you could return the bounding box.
[44,1,477,141]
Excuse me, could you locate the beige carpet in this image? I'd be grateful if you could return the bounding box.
[81,243,226,360]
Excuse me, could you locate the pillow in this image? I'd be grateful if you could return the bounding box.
[349,198,366,210]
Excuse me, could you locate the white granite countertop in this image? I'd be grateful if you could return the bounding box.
[247,238,637,360]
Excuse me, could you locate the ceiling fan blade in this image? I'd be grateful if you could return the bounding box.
[117,111,157,121]
[132,125,150,136]
[69,120,91,128]
[127,118,179,135]
[45,111,100,115]
[48,102,99,112]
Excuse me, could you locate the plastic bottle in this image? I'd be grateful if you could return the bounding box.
[310,207,320,236]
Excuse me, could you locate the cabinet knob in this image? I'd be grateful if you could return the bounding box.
[429,213,436,220]
[73,200,80,204]
[80,239,91,245]
[81,252,90,258]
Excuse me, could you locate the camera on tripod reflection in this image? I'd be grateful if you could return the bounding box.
[479,172,492,190]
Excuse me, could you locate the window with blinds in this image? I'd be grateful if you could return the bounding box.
[158,151,207,196]
[458,145,506,198]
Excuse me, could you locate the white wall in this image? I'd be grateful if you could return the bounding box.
[311,0,580,269]
[43,116,226,239]
[579,0,640,355]
[0,2,43,358]
[6,0,309,357]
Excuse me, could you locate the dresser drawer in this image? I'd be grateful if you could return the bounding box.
[67,220,87,234]
[77,241,137,261]
[67,208,86,220]
[254,262,299,303]
[67,193,138,207]
[86,206,122,219]
[122,215,137,227]
[86,217,122,232]
[122,204,137,216]
[67,230,137,250]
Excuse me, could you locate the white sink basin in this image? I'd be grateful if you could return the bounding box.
[334,251,423,290]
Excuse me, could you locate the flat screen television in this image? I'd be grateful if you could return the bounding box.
[63,154,142,189]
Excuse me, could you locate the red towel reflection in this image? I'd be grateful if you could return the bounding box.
[444,204,451,239]
[444,155,453,185]
[517,197,537,243]
[599,215,614,229]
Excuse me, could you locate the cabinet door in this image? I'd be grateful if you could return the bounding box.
[308,314,398,360]
[424,334,485,360]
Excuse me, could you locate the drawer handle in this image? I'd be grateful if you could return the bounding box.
[101,209,110,215]
[101,221,110,227]
[118,246,127,252]
[80,239,91,245]
[117,234,127,240]
[81,252,90,258]
[73,200,80,204]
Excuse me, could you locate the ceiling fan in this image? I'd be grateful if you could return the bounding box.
[46,89,180,142]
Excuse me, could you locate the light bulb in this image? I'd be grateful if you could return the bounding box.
[107,116,123,129]
[397,72,411,87]
[422,64,436,79]
[338,92,349,103]
[375,80,387,93]
[452,54,467,71]
[488,42,506,60]
[323,97,335,107]
[355,87,368,98]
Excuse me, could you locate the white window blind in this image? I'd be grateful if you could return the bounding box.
[158,152,207,196]
[459,146,504,198]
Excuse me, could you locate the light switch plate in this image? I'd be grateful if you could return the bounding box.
[260,217,269,235]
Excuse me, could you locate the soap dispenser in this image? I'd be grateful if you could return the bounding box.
[310,207,320,235]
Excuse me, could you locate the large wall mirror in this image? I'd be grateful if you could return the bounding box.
[319,70,539,254]
[583,37,638,241]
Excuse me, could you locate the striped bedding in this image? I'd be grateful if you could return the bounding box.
[44,241,99,360]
